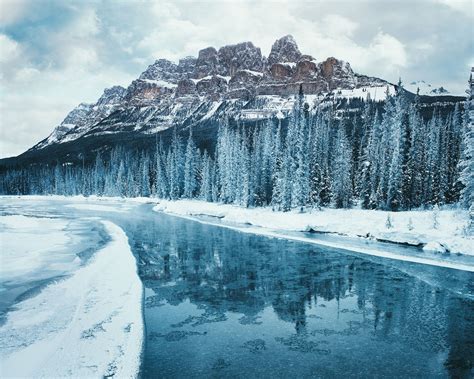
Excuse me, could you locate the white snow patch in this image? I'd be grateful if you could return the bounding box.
[142,79,177,89]
[191,75,231,84]
[423,241,448,253]
[0,215,80,283]
[280,62,297,68]
[406,80,455,96]
[0,221,143,378]
[241,69,263,77]
[332,85,395,101]
[201,101,222,120]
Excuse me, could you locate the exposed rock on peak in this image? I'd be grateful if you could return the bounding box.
[178,56,197,76]
[319,57,356,90]
[195,75,229,100]
[96,86,127,107]
[31,35,407,152]
[217,41,264,76]
[268,35,302,65]
[139,59,179,82]
[195,47,219,78]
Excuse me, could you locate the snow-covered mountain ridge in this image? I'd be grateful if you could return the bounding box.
[406,80,453,96]
[31,35,401,151]
[10,35,458,164]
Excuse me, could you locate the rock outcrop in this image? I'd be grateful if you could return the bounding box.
[33,35,398,151]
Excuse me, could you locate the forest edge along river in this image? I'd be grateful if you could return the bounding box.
[0,197,473,378]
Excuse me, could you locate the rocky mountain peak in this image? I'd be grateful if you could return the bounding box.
[195,47,219,78]
[30,35,406,151]
[268,35,302,65]
[178,56,197,75]
[96,86,127,107]
[217,41,264,76]
[139,59,179,82]
[319,57,355,90]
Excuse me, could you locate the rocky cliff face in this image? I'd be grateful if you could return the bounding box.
[118,34,389,107]
[33,35,397,152]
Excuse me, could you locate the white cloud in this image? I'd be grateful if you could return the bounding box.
[0,0,471,157]
[435,0,473,15]
[0,34,21,64]
[369,31,408,67]
[0,7,133,158]
[320,14,359,37]
[0,0,30,26]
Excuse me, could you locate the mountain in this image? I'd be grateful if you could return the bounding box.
[406,80,451,96]
[1,35,463,166]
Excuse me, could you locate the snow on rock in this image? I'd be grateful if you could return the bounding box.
[423,241,448,253]
[153,200,474,259]
[0,221,143,378]
[406,80,451,96]
[331,85,395,102]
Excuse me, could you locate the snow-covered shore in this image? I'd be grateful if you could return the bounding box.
[153,199,474,259]
[0,220,143,378]
[2,195,473,268]
[0,215,81,285]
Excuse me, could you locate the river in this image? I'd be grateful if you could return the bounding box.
[1,197,473,378]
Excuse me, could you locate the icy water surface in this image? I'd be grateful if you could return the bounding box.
[1,198,474,378]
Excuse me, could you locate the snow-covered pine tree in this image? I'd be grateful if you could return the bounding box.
[459,69,474,232]
[407,92,425,208]
[331,125,353,208]
[93,153,105,196]
[425,109,442,205]
[199,150,213,202]
[184,126,199,198]
[447,102,464,203]
[377,87,396,208]
[387,81,411,210]
[139,151,151,197]
[293,92,310,212]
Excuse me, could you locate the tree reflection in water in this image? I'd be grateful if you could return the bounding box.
[120,210,474,378]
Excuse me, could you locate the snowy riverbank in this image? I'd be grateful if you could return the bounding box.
[0,220,143,378]
[153,199,474,259]
[2,195,473,268]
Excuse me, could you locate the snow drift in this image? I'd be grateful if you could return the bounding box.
[0,221,143,378]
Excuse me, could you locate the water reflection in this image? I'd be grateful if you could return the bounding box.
[118,210,474,378]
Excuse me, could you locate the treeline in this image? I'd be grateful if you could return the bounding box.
[1,84,472,212]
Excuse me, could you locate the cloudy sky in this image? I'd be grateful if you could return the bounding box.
[0,0,472,158]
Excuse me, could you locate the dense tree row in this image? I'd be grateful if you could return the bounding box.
[1,81,472,215]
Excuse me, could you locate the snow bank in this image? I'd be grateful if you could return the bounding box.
[423,241,448,253]
[154,200,474,268]
[0,221,143,378]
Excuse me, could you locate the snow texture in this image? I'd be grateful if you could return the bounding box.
[0,221,143,378]
[0,215,81,284]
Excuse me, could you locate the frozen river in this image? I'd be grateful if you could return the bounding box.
[1,197,473,378]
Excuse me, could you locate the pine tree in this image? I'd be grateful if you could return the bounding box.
[331,126,352,208]
[139,152,151,197]
[459,69,474,232]
[184,127,198,198]
[293,97,310,211]
[93,153,105,196]
[387,82,410,210]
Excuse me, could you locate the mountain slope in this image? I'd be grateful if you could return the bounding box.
[1,35,463,167]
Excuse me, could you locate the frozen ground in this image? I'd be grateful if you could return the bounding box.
[0,220,143,378]
[0,215,81,285]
